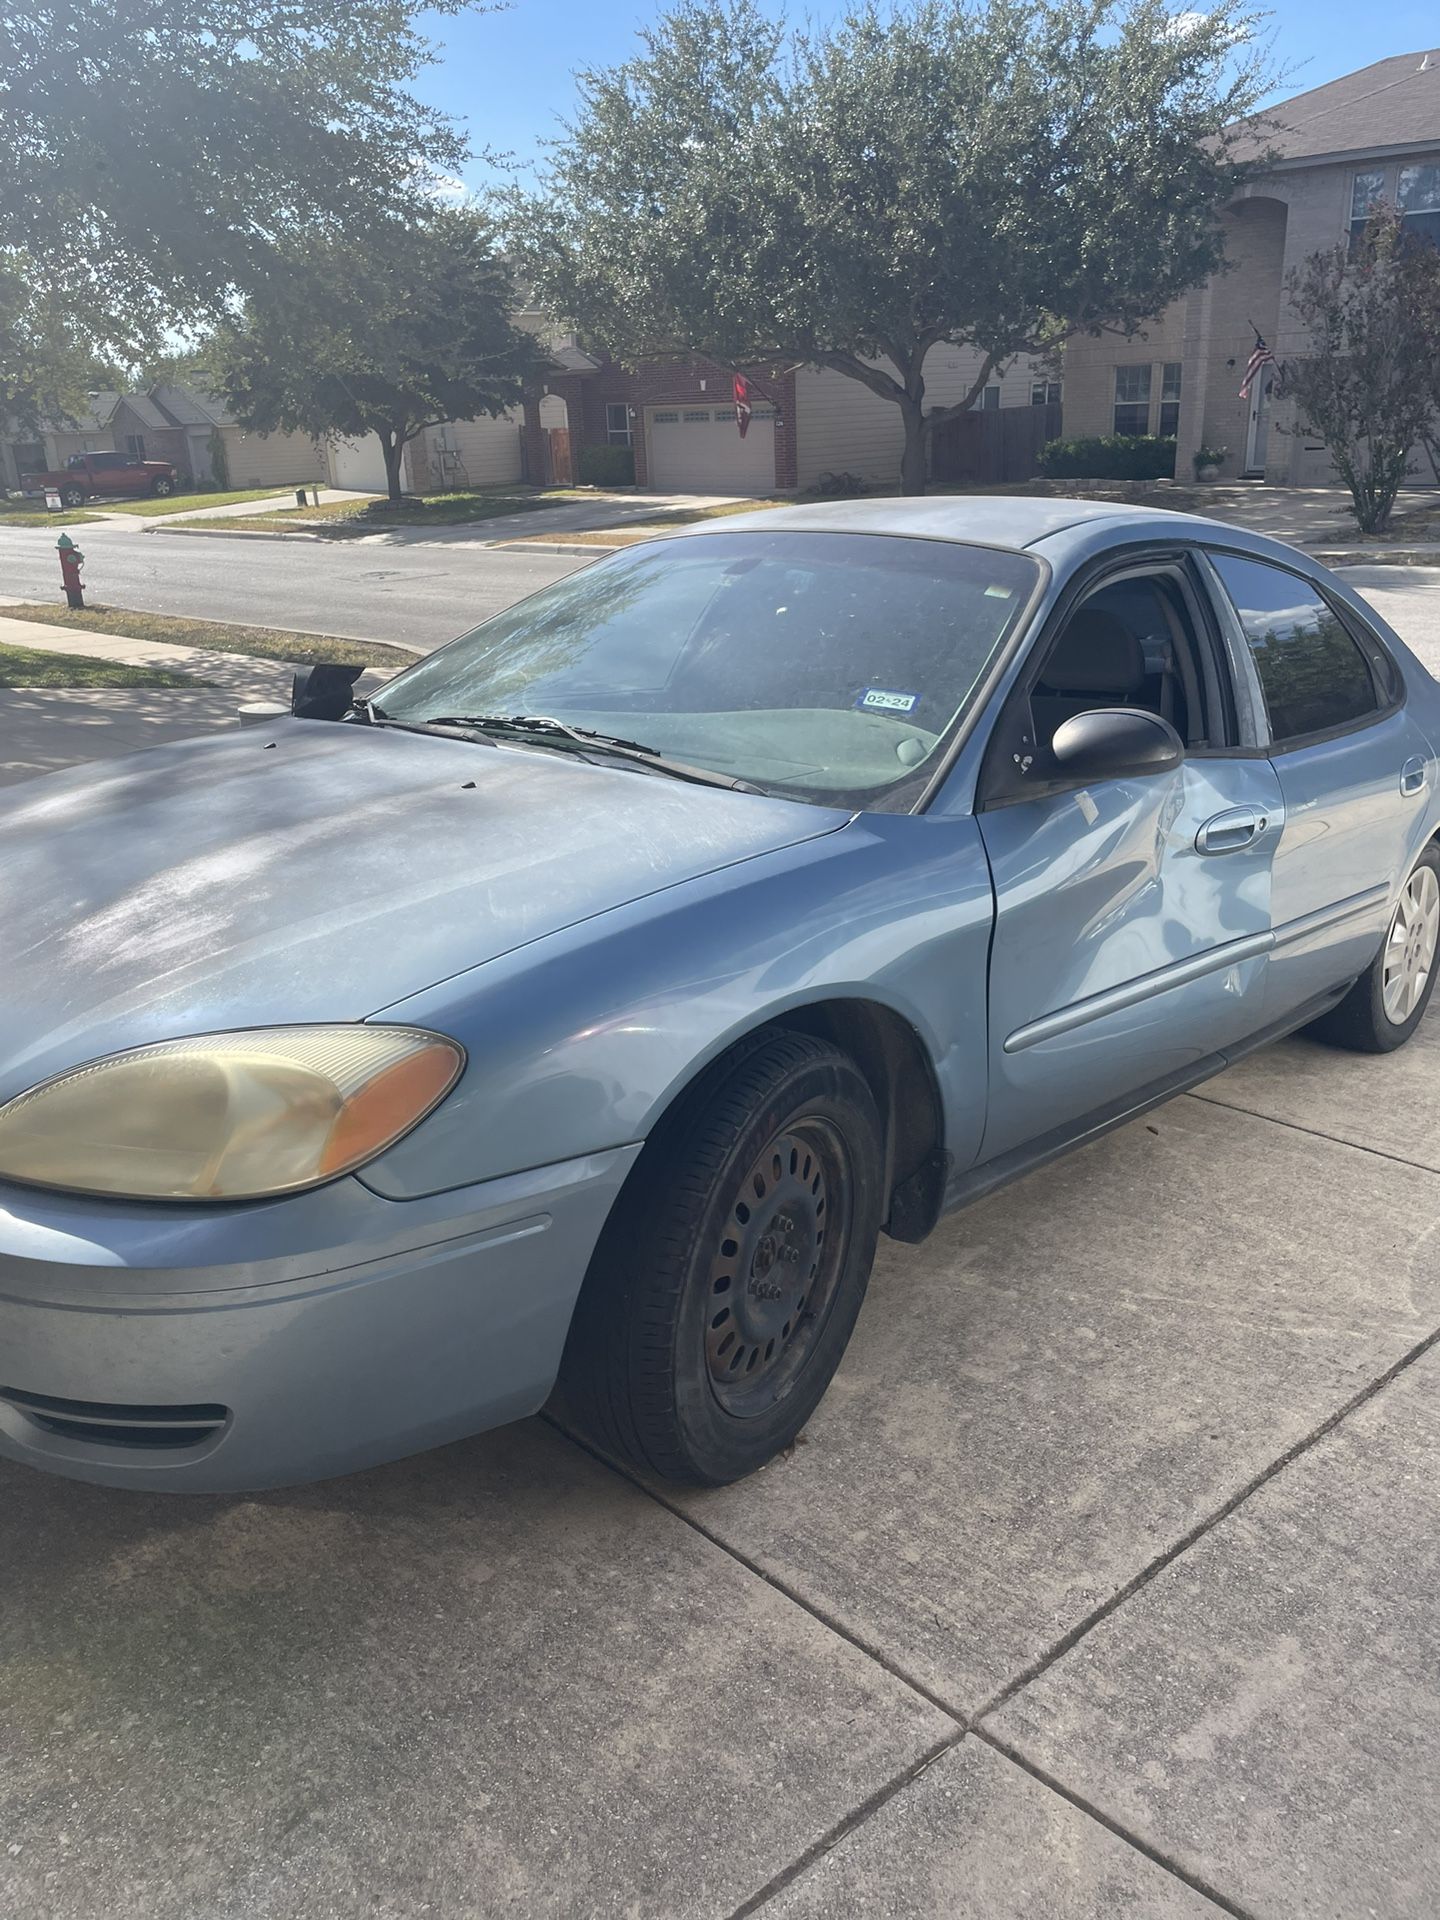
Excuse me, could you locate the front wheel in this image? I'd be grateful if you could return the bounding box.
[151,475,174,497]
[561,1029,884,1484]
[1310,844,1440,1053]
[60,485,85,509]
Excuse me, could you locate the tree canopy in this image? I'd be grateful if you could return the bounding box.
[212,206,544,501]
[0,0,481,414]
[509,0,1272,491]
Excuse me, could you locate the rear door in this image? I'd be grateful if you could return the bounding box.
[1202,549,1436,1022]
[975,551,1283,1164]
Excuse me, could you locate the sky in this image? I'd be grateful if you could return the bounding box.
[414,0,1440,196]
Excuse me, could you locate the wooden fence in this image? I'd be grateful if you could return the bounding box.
[930,402,1062,486]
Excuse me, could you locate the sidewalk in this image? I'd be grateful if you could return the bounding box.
[0,612,382,786]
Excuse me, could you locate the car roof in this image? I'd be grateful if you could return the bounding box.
[675,493,1262,556]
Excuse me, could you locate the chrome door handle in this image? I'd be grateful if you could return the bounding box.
[1401,757,1427,797]
[1196,807,1267,855]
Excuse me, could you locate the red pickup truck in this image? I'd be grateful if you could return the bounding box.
[22,451,178,508]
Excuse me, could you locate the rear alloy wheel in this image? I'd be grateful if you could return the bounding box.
[151,475,174,496]
[1311,844,1440,1053]
[561,1029,883,1484]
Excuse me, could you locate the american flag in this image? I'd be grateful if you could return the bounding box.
[1239,333,1275,400]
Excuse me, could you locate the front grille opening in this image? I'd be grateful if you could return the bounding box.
[0,1385,230,1452]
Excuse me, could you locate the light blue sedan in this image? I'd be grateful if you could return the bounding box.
[1,498,1436,1492]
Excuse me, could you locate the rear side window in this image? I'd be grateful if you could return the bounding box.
[1210,553,1381,744]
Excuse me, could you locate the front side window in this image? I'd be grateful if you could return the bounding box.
[1398,163,1440,246]
[376,531,1041,806]
[1113,365,1152,436]
[605,402,632,447]
[1158,363,1183,437]
[1210,553,1381,743]
[1350,167,1387,244]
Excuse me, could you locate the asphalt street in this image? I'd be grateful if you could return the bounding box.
[0,521,590,649]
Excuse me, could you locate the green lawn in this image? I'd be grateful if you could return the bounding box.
[0,602,416,671]
[105,486,317,517]
[0,642,208,689]
[166,486,590,535]
[0,502,106,526]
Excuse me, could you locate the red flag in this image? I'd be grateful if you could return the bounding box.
[733,373,752,439]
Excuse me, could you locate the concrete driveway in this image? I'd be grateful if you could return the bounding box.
[4,574,1440,1919]
[3,1034,1439,1918]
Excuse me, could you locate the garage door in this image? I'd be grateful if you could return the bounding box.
[646,404,776,494]
[329,433,390,493]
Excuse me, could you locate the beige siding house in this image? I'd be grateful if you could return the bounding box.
[1063,49,1440,485]
[793,352,1050,488]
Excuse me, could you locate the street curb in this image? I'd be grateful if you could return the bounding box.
[494,540,625,555]
[146,524,330,542]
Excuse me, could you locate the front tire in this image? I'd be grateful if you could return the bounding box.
[561,1029,884,1484]
[1310,844,1440,1053]
[151,475,174,497]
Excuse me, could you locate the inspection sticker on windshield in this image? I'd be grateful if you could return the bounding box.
[857,688,918,715]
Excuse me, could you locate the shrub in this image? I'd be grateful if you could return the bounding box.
[578,443,636,486]
[809,469,868,498]
[1037,434,1177,480]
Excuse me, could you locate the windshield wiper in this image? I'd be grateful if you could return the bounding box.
[418,713,760,792]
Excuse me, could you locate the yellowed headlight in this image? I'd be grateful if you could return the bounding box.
[0,1026,464,1202]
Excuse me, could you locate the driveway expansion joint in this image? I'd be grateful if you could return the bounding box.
[972,1309,1440,1726]
[974,1727,1256,1920]
[726,1733,966,1919]
[1186,1084,1440,1177]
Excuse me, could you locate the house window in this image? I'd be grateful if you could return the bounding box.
[713,407,737,422]
[123,433,146,461]
[605,402,633,447]
[1158,363,1183,437]
[1030,379,1062,406]
[1350,168,1386,245]
[653,410,680,424]
[1113,365,1152,436]
[973,385,1001,412]
[1398,164,1440,247]
[11,439,44,478]
[682,409,710,423]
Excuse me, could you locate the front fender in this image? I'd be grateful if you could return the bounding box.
[361,813,996,1198]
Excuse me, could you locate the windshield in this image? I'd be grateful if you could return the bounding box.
[376,531,1040,806]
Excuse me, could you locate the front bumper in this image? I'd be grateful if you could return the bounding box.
[0,1146,639,1492]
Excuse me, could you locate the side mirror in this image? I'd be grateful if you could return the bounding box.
[1050,707,1183,781]
[291,662,364,721]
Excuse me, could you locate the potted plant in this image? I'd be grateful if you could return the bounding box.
[1192,445,1227,481]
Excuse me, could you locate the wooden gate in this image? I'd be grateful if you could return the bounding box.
[546,427,575,486]
[930,402,1062,486]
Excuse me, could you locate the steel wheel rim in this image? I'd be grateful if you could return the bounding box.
[1383,864,1440,1024]
[704,1119,851,1419]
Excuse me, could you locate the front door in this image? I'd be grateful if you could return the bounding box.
[975,561,1283,1164]
[1243,363,1274,477]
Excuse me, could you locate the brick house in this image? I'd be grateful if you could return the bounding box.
[1062,49,1440,485]
[513,331,1054,495]
[395,303,1056,499]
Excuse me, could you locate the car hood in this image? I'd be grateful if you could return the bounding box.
[0,721,846,1099]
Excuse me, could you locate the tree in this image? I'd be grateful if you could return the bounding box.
[0,1,479,363]
[508,0,1271,493]
[0,261,125,431]
[212,206,544,503]
[1280,206,1440,534]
